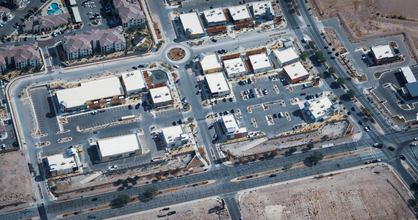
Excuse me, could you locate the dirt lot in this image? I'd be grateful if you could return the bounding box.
[116,198,230,220]
[0,151,34,206]
[324,27,344,49]
[313,0,418,59]
[239,166,418,219]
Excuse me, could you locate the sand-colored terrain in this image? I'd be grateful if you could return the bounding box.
[239,166,418,219]
[313,0,418,59]
[0,151,35,206]
[114,198,230,220]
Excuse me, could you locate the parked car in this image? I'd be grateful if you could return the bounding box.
[132,66,138,69]
[173,64,179,68]
[168,211,176,215]
[373,143,383,148]
[364,126,370,132]
[211,38,217,42]
[373,159,381,163]
[388,146,395,151]
[269,174,276,177]
[273,113,277,118]
[300,93,306,96]
[400,155,406,160]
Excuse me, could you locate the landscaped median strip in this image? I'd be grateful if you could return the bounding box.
[230,148,375,182]
[55,180,216,219]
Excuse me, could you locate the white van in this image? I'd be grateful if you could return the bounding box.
[173,64,179,68]
[279,112,284,118]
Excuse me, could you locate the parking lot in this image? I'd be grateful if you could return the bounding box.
[30,87,60,135]
[0,122,18,150]
[78,0,117,30]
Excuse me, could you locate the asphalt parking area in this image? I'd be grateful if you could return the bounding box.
[154,109,182,120]
[78,0,114,29]
[0,122,17,150]
[30,87,60,134]
[65,105,135,130]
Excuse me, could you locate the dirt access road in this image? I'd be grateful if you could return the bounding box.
[313,0,418,60]
[239,166,417,219]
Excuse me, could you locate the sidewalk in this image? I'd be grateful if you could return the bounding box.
[140,0,160,46]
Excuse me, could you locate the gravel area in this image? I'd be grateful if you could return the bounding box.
[115,198,230,220]
[239,166,417,219]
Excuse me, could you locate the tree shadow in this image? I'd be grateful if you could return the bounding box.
[330,82,341,89]
[340,94,351,102]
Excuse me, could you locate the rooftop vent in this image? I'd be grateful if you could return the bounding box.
[165,93,169,96]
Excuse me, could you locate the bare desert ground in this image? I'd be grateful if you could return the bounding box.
[113,198,230,220]
[0,151,34,206]
[313,0,418,59]
[239,166,418,220]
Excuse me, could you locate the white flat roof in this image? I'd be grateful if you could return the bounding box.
[401,66,416,83]
[249,53,272,71]
[56,77,124,108]
[48,152,79,171]
[224,57,247,76]
[306,97,333,119]
[252,1,275,17]
[69,0,76,5]
[97,134,141,158]
[283,62,309,80]
[162,125,187,146]
[71,6,82,23]
[200,53,222,71]
[121,70,147,93]
[149,86,173,104]
[203,8,226,23]
[228,5,252,21]
[206,72,230,94]
[221,115,247,134]
[179,12,204,35]
[371,45,394,59]
[273,47,299,64]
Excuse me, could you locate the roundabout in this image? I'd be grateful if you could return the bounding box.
[168,47,186,61]
[163,44,192,64]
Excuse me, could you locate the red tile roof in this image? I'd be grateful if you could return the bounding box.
[113,0,145,24]
[0,43,40,65]
[23,14,70,32]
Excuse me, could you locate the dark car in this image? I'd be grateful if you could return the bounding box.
[273,113,277,118]
[168,211,177,215]
[132,66,138,69]
[92,198,98,201]
[269,174,276,177]
[400,155,406,160]
[388,146,395,151]
[138,64,145,68]
[211,38,217,42]
[135,103,140,109]
[351,107,355,111]
[217,50,223,54]
[358,121,363,125]
[230,109,235,113]
[221,49,227,53]
[172,121,176,125]
[229,97,233,102]
[24,37,27,41]
[247,78,252,84]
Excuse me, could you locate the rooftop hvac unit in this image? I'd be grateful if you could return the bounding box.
[385,51,389,53]
[217,83,220,86]
[265,59,268,61]
[294,73,298,76]
[61,162,66,165]
[237,10,240,13]
[265,3,267,6]
[165,93,169,96]
[131,72,134,75]
[242,8,245,11]
[321,105,325,108]
[255,10,258,12]
[218,87,222,90]
[240,64,243,66]
[218,12,222,15]
[126,74,129,77]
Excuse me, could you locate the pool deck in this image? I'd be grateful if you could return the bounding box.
[41,0,68,16]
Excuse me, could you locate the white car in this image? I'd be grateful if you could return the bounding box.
[109,165,118,170]
[414,137,418,141]
[410,143,417,146]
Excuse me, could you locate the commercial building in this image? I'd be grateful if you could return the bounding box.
[62,26,126,60]
[0,43,41,72]
[149,86,173,108]
[121,70,147,95]
[248,53,273,73]
[47,149,80,177]
[112,0,146,30]
[228,5,252,22]
[97,134,142,162]
[179,12,205,39]
[203,8,227,26]
[219,115,247,140]
[300,97,340,122]
[370,45,396,65]
[71,7,82,23]
[400,66,416,83]
[161,125,189,148]
[273,47,299,67]
[282,39,293,48]
[283,62,310,84]
[23,14,70,33]
[56,77,125,112]
[405,82,418,98]
[207,25,227,36]
[205,72,230,97]
[223,56,248,78]
[199,53,222,74]
[252,1,275,20]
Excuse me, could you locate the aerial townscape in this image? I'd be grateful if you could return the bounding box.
[1,0,418,219]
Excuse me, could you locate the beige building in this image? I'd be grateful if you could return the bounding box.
[0,43,41,72]
[121,70,147,95]
[223,56,248,78]
[97,134,143,162]
[149,86,173,108]
[47,149,80,177]
[112,0,146,29]
[248,53,273,73]
[205,72,231,97]
[228,5,252,22]
[199,53,222,74]
[283,62,310,84]
[272,47,299,67]
[161,125,189,148]
[179,12,205,39]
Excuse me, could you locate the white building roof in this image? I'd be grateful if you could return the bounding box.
[203,8,226,23]
[179,12,204,35]
[283,62,309,80]
[221,115,247,134]
[149,86,173,104]
[56,77,124,108]
[121,70,147,93]
[252,1,275,17]
[199,53,222,71]
[249,53,272,71]
[305,97,333,119]
[273,47,299,64]
[224,57,247,76]
[228,5,252,21]
[162,125,187,146]
[371,45,394,59]
[206,72,230,94]
[69,0,76,5]
[71,6,82,23]
[401,66,416,83]
[97,134,142,158]
[47,152,79,171]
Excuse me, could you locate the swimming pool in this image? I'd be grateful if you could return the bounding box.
[47,3,63,15]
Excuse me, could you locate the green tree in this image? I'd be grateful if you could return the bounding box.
[128,25,138,33]
[307,142,314,149]
[317,73,325,78]
[289,147,297,154]
[270,150,278,157]
[187,117,194,122]
[300,51,310,60]
[308,40,316,49]
[328,67,336,74]
[315,51,326,63]
[347,89,356,98]
[263,152,270,158]
[323,135,329,140]
[309,151,324,163]
[113,194,130,206]
[115,179,124,186]
[143,186,158,199]
[287,161,295,168]
[337,77,345,85]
